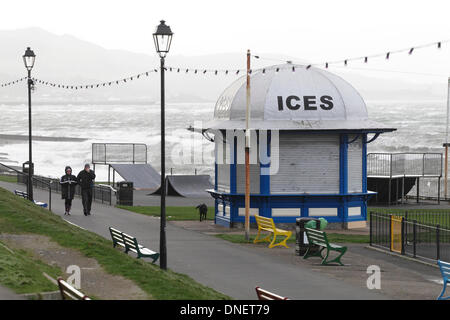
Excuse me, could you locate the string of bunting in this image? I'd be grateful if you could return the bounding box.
[1,38,449,90]
[0,77,27,88]
[32,69,159,90]
[253,39,450,69]
[165,66,248,76]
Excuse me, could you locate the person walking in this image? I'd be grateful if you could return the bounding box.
[60,166,77,215]
[77,163,96,216]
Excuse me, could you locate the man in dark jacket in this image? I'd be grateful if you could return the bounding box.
[60,166,77,215]
[77,163,96,216]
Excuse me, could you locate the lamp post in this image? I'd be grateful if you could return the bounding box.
[23,47,36,202]
[153,20,173,270]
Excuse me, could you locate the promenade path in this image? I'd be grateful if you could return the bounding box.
[0,285,23,300]
[0,181,385,299]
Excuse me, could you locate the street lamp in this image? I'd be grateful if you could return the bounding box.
[153,20,173,270]
[23,47,35,202]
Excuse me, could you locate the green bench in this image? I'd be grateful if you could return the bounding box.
[304,227,347,266]
[109,227,160,263]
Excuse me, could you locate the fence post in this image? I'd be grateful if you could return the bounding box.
[389,214,392,251]
[401,217,405,255]
[49,183,52,212]
[369,211,373,246]
[438,176,441,205]
[413,220,417,258]
[416,177,420,203]
[437,224,440,261]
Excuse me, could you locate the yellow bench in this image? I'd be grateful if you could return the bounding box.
[253,215,292,248]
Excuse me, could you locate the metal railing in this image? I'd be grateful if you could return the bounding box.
[370,211,450,263]
[367,153,442,178]
[18,171,114,206]
[0,162,53,211]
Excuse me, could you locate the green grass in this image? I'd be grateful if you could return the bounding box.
[0,243,60,294]
[0,175,18,183]
[117,205,212,221]
[215,232,369,244]
[367,207,450,228]
[0,187,229,299]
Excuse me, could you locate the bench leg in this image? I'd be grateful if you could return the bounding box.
[151,254,160,264]
[303,246,324,260]
[254,229,272,244]
[268,234,278,248]
[269,232,292,248]
[321,247,347,266]
[437,280,449,300]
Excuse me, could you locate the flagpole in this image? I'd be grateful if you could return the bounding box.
[245,49,251,241]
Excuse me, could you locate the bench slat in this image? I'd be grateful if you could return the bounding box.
[255,287,288,300]
[57,278,90,300]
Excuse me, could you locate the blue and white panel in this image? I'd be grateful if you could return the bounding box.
[309,208,338,217]
[271,208,301,217]
[238,207,259,216]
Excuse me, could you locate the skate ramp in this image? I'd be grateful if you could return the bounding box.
[111,164,160,190]
[152,175,213,198]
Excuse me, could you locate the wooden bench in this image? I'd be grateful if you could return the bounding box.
[253,215,292,248]
[109,227,126,249]
[109,227,160,263]
[57,277,90,300]
[304,227,347,266]
[14,190,28,199]
[255,286,289,300]
[14,190,48,208]
[437,260,450,300]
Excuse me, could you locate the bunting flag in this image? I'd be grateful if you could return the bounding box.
[253,39,449,69]
[26,69,159,90]
[0,77,27,88]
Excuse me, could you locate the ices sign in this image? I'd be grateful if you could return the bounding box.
[277,95,334,111]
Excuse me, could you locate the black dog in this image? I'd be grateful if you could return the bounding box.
[196,203,208,221]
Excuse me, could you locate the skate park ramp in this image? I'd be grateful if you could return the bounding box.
[152,175,213,198]
[111,164,160,190]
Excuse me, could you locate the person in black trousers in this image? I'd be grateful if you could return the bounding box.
[60,166,77,215]
[77,163,96,216]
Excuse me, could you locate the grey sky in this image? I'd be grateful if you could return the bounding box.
[1,0,449,78]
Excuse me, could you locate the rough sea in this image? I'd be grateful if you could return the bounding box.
[0,100,447,181]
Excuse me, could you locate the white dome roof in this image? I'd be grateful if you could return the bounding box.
[206,64,394,132]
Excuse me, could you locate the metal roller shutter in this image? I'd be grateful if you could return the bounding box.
[270,133,340,194]
[216,137,230,192]
[348,135,363,193]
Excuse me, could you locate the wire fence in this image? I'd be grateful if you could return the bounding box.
[370,211,450,263]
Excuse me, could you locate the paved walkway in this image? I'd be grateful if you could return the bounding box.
[0,285,23,300]
[0,181,385,299]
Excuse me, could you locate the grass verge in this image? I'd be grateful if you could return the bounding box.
[215,232,369,244]
[117,205,212,221]
[0,175,18,183]
[0,187,229,299]
[0,242,60,294]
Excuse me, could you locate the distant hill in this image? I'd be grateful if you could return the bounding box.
[0,27,446,103]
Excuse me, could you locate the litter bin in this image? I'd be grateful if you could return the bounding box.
[21,161,34,185]
[116,181,133,206]
[295,217,322,256]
